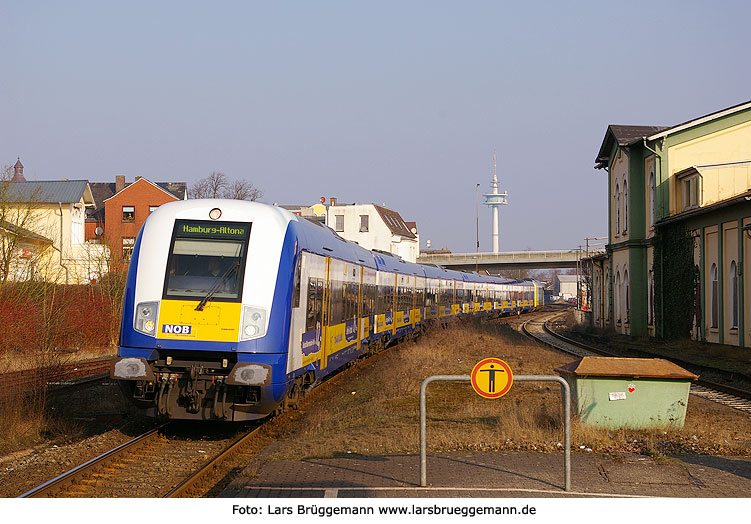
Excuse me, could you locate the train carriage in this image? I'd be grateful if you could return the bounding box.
[112,200,541,421]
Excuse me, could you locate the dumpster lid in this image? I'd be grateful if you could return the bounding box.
[554,357,698,380]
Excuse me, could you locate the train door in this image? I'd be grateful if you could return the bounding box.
[293,252,326,374]
[362,267,376,345]
[320,257,332,370]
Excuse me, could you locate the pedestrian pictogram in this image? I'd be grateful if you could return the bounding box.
[471,358,513,398]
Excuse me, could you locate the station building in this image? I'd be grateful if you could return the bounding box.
[591,100,751,348]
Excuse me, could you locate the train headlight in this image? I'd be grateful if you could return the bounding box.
[241,306,267,340]
[134,301,159,335]
[227,362,271,386]
[110,357,156,381]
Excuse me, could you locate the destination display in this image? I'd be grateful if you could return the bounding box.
[175,220,250,240]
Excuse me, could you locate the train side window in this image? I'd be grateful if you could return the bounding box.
[306,278,317,331]
[292,256,302,308]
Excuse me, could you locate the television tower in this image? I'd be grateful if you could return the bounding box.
[484,150,508,253]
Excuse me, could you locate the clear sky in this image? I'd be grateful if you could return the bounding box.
[2,1,750,253]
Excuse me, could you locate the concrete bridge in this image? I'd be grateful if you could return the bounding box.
[416,249,605,272]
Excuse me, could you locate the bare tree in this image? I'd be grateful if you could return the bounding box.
[223,179,263,201]
[189,171,227,199]
[189,172,263,201]
[0,164,47,284]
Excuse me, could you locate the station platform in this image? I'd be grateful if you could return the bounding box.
[219,448,751,498]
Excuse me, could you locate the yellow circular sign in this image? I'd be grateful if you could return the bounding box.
[471,358,513,398]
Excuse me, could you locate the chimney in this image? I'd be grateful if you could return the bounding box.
[115,175,126,193]
[135,176,142,181]
[12,157,25,181]
[330,197,337,207]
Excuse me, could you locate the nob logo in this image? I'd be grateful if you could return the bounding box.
[162,324,192,335]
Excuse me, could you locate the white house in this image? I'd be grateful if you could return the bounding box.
[326,201,419,262]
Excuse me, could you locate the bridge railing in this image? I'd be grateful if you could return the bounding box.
[417,249,605,264]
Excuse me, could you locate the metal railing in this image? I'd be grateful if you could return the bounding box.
[418,249,606,264]
[419,374,571,491]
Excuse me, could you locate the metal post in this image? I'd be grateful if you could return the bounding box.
[420,374,571,491]
[475,183,480,272]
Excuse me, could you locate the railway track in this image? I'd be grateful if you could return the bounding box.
[0,357,112,398]
[521,311,751,415]
[18,328,406,498]
[19,422,262,498]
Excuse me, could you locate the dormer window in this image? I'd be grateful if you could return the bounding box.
[683,176,700,210]
[676,167,702,212]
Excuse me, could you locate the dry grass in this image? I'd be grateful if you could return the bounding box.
[260,320,751,460]
[0,346,116,374]
[0,350,88,456]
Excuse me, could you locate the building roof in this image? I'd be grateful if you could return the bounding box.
[555,357,698,380]
[595,125,670,169]
[656,187,751,227]
[556,274,579,283]
[4,180,95,205]
[646,99,751,141]
[0,219,53,244]
[595,99,751,169]
[89,180,187,207]
[373,204,417,239]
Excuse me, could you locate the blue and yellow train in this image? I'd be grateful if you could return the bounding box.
[112,200,544,421]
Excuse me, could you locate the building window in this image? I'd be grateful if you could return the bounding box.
[623,180,628,233]
[359,215,369,232]
[648,269,654,326]
[123,206,135,222]
[649,172,655,228]
[335,215,344,232]
[123,237,135,260]
[149,206,159,214]
[730,261,738,329]
[615,271,621,325]
[682,175,701,211]
[710,263,718,328]
[624,269,629,324]
[615,184,620,235]
[604,268,610,322]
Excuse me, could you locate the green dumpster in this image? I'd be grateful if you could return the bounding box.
[554,357,699,429]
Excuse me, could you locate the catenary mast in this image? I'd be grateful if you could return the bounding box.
[484,150,508,253]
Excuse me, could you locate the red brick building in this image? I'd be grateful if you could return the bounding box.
[87,175,186,265]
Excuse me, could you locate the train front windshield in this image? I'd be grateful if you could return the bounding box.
[163,220,251,301]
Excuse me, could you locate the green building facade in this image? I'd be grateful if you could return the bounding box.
[591,101,751,347]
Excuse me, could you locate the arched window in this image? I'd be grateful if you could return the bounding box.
[648,270,654,326]
[615,271,621,324]
[605,268,610,321]
[649,172,655,228]
[710,263,719,329]
[730,261,738,329]
[615,184,621,235]
[594,272,601,322]
[623,180,628,233]
[624,269,630,324]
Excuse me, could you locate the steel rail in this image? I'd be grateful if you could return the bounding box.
[0,357,112,397]
[18,424,168,498]
[522,314,751,413]
[164,425,262,497]
[539,320,751,401]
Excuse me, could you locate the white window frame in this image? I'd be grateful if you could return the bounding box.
[681,174,701,211]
